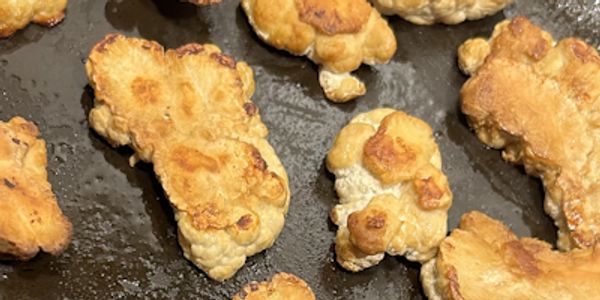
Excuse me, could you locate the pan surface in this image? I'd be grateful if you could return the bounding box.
[0,0,597,299]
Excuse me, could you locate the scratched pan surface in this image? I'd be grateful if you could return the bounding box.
[0,0,598,299]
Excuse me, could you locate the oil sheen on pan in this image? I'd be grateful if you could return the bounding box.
[0,0,596,299]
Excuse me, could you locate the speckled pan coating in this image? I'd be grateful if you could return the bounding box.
[0,0,595,299]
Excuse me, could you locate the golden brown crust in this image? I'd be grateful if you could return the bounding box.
[241,0,396,102]
[372,0,513,25]
[87,34,267,162]
[327,109,452,272]
[421,211,600,300]
[459,17,600,250]
[232,273,315,300]
[0,117,72,260]
[296,0,371,35]
[0,0,67,38]
[346,194,400,255]
[86,34,289,281]
[362,114,436,185]
[414,174,446,210]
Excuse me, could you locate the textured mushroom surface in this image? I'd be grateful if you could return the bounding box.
[232,273,315,300]
[86,34,290,281]
[0,117,72,260]
[372,0,513,25]
[241,0,396,102]
[459,16,600,250]
[0,0,68,38]
[421,211,600,300]
[327,108,452,272]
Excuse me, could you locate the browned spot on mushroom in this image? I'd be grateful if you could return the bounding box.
[414,177,445,210]
[367,215,385,229]
[18,122,38,136]
[40,13,66,27]
[172,146,219,173]
[131,78,161,104]
[504,240,541,276]
[365,128,416,167]
[530,40,549,60]
[141,41,162,52]
[364,130,395,165]
[296,0,370,35]
[11,138,20,145]
[210,52,236,69]
[570,40,594,63]
[446,266,465,300]
[3,178,15,189]
[175,44,205,58]
[96,34,120,53]
[347,210,388,255]
[243,103,258,116]
[509,16,526,36]
[363,124,417,184]
[236,214,253,230]
[179,82,196,117]
[251,149,268,171]
[191,204,227,230]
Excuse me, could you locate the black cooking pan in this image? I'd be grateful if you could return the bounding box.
[0,0,596,298]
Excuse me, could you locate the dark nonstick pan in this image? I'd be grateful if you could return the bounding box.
[0,1,597,299]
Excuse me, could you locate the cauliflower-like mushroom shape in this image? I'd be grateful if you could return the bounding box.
[241,0,397,102]
[0,117,72,260]
[421,211,600,300]
[327,108,452,272]
[459,16,600,250]
[372,0,513,25]
[86,34,290,281]
[0,0,67,38]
